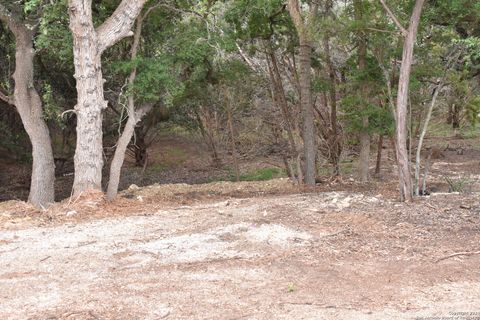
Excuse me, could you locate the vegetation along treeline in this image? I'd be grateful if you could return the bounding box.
[0,0,479,208]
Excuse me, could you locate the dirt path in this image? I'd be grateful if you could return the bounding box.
[1,191,480,319]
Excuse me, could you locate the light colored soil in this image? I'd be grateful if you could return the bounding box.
[1,136,480,319]
[1,188,480,319]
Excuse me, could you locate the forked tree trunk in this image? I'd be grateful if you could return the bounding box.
[383,0,426,201]
[106,12,154,201]
[0,7,55,208]
[68,0,147,197]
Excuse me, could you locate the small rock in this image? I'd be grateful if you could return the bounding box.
[128,184,140,191]
[66,210,77,217]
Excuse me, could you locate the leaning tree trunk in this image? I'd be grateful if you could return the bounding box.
[68,0,147,197]
[0,8,55,208]
[107,12,153,201]
[394,0,426,201]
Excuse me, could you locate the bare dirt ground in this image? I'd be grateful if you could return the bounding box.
[1,135,480,319]
[1,178,480,319]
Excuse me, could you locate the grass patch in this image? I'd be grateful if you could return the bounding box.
[205,167,285,183]
[427,121,480,139]
[149,163,168,173]
[459,126,480,139]
[239,167,284,181]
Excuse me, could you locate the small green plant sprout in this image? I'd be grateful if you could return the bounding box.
[287,283,296,293]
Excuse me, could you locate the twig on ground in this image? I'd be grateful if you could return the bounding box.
[40,256,51,262]
[425,203,437,210]
[435,250,480,263]
[281,301,336,308]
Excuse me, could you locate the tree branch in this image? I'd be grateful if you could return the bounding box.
[0,88,14,106]
[379,0,407,36]
[96,0,148,54]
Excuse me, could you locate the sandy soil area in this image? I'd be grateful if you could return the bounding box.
[1,187,480,319]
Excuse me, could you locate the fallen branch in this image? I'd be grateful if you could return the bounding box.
[435,251,480,263]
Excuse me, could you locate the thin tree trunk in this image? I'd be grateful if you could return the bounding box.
[266,46,297,154]
[107,13,153,201]
[265,44,301,182]
[0,7,55,208]
[323,35,341,178]
[224,87,240,182]
[195,110,221,166]
[68,0,147,197]
[354,0,370,182]
[414,83,441,196]
[375,135,383,176]
[391,0,426,201]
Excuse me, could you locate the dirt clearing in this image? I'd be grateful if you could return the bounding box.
[1,187,480,319]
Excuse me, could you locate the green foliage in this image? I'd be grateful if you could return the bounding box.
[466,96,480,126]
[341,96,395,136]
[239,167,284,181]
[341,54,394,136]
[224,0,292,41]
[24,0,41,14]
[41,83,65,126]
[36,0,73,68]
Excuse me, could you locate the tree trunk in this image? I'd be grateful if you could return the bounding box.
[0,9,55,208]
[107,105,151,200]
[375,135,383,176]
[323,32,341,178]
[414,82,441,196]
[298,40,316,185]
[68,0,147,197]
[354,0,370,182]
[224,87,240,182]
[107,13,153,201]
[265,43,301,182]
[287,0,317,186]
[393,0,425,201]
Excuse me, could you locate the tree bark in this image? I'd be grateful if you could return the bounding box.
[106,12,153,201]
[389,0,426,201]
[68,0,147,197]
[287,0,317,186]
[323,28,341,178]
[414,82,441,196]
[0,6,55,208]
[375,135,383,176]
[224,86,240,182]
[354,0,370,182]
[264,43,301,182]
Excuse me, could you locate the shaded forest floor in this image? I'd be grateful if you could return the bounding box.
[1,133,480,319]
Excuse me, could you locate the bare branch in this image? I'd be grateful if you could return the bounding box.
[379,0,407,36]
[96,0,148,54]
